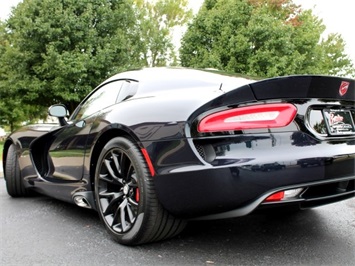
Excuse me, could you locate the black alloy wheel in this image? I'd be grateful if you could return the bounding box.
[95,137,186,245]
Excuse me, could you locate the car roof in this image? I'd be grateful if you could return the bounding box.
[103,67,256,93]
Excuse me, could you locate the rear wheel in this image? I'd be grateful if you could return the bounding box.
[5,144,29,197]
[94,137,186,245]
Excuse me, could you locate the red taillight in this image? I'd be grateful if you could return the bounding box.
[198,103,297,133]
[265,191,285,202]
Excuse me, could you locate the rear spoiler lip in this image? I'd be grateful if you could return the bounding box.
[249,75,355,102]
[187,75,354,126]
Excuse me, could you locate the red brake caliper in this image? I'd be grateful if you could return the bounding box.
[135,188,140,202]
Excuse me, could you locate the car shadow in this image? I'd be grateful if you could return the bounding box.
[30,195,329,249]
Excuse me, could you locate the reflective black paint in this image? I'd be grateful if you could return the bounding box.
[152,131,355,218]
[3,68,355,220]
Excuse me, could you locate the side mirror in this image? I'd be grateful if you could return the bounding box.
[48,104,67,117]
[48,104,68,126]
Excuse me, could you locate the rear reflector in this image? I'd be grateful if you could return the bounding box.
[264,188,303,202]
[265,191,285,202]
[198,103,297,132]
[141,148,155,177]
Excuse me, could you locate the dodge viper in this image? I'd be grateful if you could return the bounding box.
[2,68,355,245]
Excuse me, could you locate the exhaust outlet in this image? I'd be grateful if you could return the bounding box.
[73,195,91,208]
[72,191,96,210]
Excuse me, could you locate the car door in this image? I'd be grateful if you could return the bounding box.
[46,80,125,181]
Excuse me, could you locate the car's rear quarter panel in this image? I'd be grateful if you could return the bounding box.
[149,76,355,219]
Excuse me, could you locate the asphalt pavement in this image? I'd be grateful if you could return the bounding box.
[1,171,355,265]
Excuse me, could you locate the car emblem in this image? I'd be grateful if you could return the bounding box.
[339,81,350,96]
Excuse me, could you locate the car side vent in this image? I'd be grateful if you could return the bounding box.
[195,144,206,160]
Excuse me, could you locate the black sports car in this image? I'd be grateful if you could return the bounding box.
[3,68,355,245]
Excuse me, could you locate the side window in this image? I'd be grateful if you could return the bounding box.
[117,80,139,103]
[73,81,124,120]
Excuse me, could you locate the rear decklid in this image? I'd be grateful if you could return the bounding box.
[190,75,355,139]
[250,76,355,138]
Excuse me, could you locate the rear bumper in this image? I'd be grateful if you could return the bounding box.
[147,132,355,219]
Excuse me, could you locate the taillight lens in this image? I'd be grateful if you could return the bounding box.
[198,103,297,133]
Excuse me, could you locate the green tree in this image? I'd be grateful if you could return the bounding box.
[1,0,136,114]
[131,0,192,67]
[1,21,43,132]
[180,0,354,78]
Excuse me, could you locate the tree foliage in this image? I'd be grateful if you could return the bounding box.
[1,0,136,115]
[180,0,354,78]
[131,0,192,66]
[0,0,192,131]
[1,0,354,132]
[1,21,45,131]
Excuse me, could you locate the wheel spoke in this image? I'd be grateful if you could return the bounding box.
[112,152,121,175]
[99,173,114,184]
[104,158,124,185]
[104,152,123,184]
[128,197,139,207]
[101,192,124,215]
[99,191,116,197]
[104,158,117,178]
[119,199,129,232]
[112,203,121,229]
[99,190,123,199]
[126,181,138,188]
[127,172,138,187]
[97,146,141,234]
[126,203,135,223]
[108,196,139,233]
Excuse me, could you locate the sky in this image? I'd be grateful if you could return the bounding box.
[1,0,354,64]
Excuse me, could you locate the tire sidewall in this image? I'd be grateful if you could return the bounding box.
[94,137,150,245]
[4,144,24,196]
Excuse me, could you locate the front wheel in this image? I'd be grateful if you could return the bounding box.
[94,137,186,245]
[4,144,29,197]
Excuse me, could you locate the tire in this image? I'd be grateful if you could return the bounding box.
[4,144,29,197]
[94,137,186,245]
